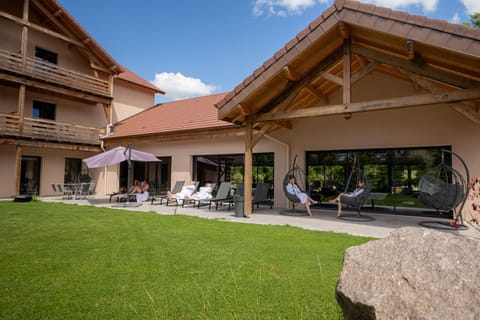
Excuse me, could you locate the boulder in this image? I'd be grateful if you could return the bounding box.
[336,227,480,320]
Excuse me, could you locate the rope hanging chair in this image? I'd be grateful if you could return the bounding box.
[338,155,374,221]
[418,149,469,228]
[281,155,309,215]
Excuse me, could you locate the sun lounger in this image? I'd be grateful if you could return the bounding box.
[206,182,233,210]
[151,181,185,205]
[166,181,199,206]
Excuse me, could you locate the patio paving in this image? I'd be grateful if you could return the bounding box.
[41,196,480,239]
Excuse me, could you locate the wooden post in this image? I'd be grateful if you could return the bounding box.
[343,39,351,105]
[15,145,23,195]
[244,121,253,217]
[18,85,25,134]
[21,0,29,72]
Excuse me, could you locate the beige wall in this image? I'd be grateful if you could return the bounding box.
[112,80,156,123]
[98,134,289,206]
[0,145,98,198]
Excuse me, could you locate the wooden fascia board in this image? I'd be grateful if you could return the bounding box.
[254,87,480,122]
[0,138,102,152]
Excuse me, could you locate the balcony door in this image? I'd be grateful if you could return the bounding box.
[20,156,41,195]
[33,100,55,120]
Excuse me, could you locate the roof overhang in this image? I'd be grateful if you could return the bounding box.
[216,0,480,128]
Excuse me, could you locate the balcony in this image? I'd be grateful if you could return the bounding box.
[0,48,111,98]
[0,112,105,145]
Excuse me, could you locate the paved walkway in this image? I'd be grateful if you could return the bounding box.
[41,196,480,239]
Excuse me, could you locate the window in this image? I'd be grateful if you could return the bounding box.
[33,100,55,120]
[306,146,451,214]
[64,158,82,183]
[35,47,57,64]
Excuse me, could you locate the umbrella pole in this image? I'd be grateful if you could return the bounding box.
[113,144,141,207]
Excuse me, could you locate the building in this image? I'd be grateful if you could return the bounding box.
[0,0,162,198]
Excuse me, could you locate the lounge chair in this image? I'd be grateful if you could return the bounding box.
[151,180,185,205]
[206,182,233,210]
[57,184,73,199]
[182,183,216,208]
[252,183,273,212]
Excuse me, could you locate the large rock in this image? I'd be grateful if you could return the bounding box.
[336,227,480,320]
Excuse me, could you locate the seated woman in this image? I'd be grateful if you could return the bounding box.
[188,183,213,200]
[129,179,149,194]
[329,179,365,217]
[286,175,318,216]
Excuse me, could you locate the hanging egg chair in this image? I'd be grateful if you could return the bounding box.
[418,149,469,228]
[281,155,309,215]
[337,155,374,221]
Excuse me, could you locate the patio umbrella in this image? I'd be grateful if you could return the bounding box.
[83,145,160,169]
[83,145,160,202]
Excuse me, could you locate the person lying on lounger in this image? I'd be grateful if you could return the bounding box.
[129,179,149,194]
[286,175,318,216]
[167,181,196,200]
[187,183,213,200]
[328,179,365,217]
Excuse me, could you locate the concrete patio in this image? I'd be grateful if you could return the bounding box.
[41,196,480,239]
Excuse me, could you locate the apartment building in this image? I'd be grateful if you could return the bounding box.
[0,0,161,197]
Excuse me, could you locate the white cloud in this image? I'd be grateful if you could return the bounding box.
[450,12,461,24]
[252,0,328,17]
[151,72,217,101]
[461,0,480,14]
[358,0,438,12]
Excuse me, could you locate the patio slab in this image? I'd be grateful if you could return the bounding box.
[40,196,480,239]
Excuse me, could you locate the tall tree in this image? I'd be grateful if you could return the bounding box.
[464,13,480,28]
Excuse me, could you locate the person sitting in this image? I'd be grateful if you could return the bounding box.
[167,181,197,203]
[129,179,149,194]
[329,179,366,217]
[286,175,318,216]
[187,183,213,200]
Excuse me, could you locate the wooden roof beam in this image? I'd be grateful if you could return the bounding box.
[339,21,350,39]
[351,61,379,84]
[407,39,415,61]
[352,43,477,89]
[319,71,343,86]
[254,87,480,122]
[305,84,328,103]
[283,66,301,81]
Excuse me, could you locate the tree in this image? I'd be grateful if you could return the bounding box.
[464,13,480,28]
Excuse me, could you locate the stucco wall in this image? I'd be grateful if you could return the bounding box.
[112,80,156,123]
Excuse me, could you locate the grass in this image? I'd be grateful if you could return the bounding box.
[0,201,373,319]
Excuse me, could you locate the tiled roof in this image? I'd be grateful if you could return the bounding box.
[215,0,480,115]
[116,67,165,94]
[105,92,234,139]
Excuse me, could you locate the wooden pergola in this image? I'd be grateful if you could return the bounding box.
[215,0,480,216]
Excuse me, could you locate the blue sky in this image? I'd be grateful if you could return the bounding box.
[58,0,479,103]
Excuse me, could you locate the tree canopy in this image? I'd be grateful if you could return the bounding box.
[465,13,480,28]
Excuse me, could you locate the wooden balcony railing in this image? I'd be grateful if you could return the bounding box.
[0,112,105,145]
[0,48,111,97]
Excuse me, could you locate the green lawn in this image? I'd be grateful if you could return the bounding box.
[0,201,372,319]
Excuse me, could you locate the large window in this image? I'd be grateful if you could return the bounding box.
[193,153,274,190]
[306,146,451,213]
[20,156,41,195]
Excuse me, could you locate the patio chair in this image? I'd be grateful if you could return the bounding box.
[151,180,185,205]
[252,183,273,212]
[57,184,73,199]
[207,182,233,210]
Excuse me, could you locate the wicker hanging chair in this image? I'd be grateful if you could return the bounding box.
[281,156,309,214]
[418,149,469,224]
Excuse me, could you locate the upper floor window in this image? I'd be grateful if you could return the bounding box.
[33,100,55,120]
[35,47,57,64]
